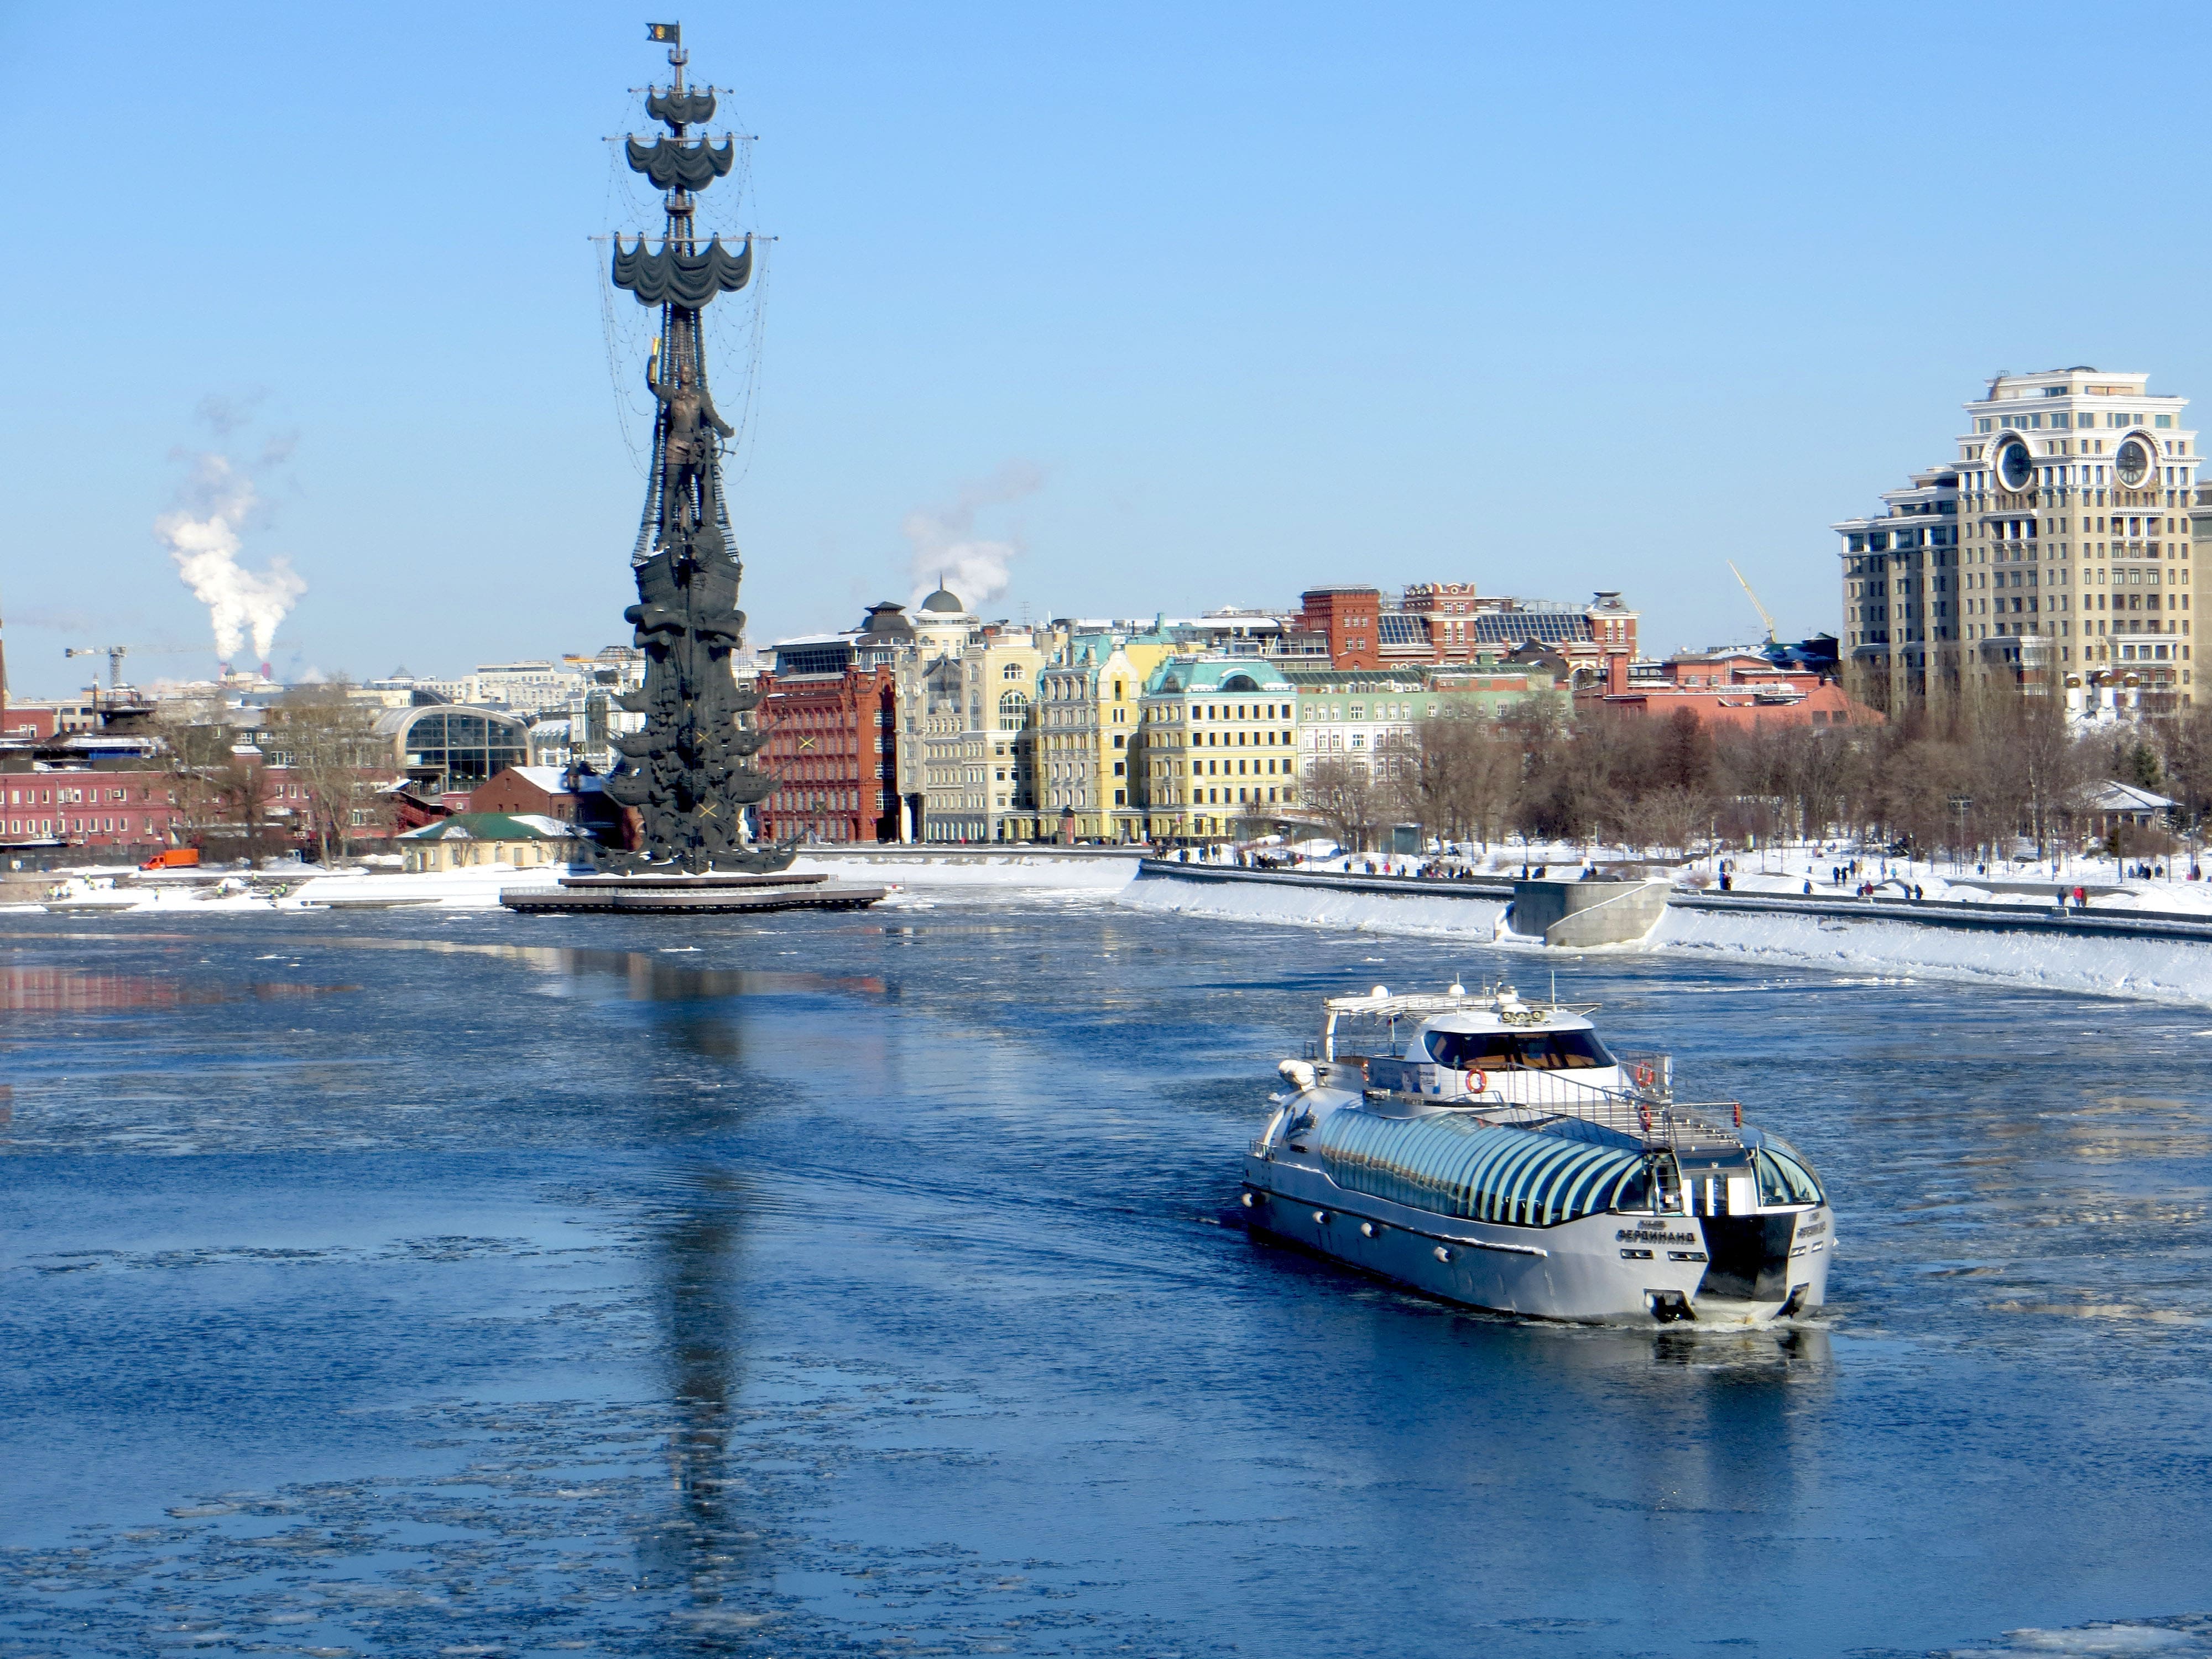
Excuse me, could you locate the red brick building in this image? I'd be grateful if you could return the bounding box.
[1298,584,1637,690]
[2,758,409,859]
[1,771,182,850]
[1295,587,1383,670]
[1578,649,1883,731]
[467,765,619,839]
[755,663,899,845]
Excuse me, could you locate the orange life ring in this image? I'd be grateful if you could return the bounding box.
[1634,1063,1656,1089]
[1462,1067,1487,1095]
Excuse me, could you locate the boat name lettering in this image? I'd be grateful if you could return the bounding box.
[1799,1218,1829,1237]
[1615,1229,1697,1244]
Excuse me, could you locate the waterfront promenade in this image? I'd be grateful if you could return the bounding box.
[1134,857,2212,943]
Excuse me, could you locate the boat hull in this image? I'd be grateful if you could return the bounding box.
[1243,1152,1832,1325]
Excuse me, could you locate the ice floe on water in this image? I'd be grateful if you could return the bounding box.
[0,1360,1186,1658]
[1941,1615,2212,1656]
[788,849,1139,891]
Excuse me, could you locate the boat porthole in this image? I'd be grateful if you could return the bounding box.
[1313,1210,1328,1225]
[1433,1246,1452,1263]
[1359,1222,1376,1238]
[1240,1192,1255,1207]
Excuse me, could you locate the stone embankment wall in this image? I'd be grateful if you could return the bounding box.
[1133,860,2212,945]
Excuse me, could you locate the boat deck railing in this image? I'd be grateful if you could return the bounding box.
[1351,1052,1745,1156]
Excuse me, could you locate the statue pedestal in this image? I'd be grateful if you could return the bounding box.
[499,870,885,915]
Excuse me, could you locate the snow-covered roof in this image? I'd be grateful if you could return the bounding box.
[508,765,604,795]
[397,811,588,842]
[2093,780,2177,812]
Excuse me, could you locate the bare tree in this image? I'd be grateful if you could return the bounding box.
[1399,712,1522,847]
[1302,758,1384,853]
[264,681,389,864]
[152,703,263,852]
[2157,702,2212,828]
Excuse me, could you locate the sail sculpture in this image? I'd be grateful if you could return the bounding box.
[601,36,782,871]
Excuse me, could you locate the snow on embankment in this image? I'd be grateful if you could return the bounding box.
[1116,870,1509,940]
[1118,870,2212,1004]
[1652,904,2212,1004]
[286,868,525,910]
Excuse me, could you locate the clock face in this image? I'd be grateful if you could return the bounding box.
[2116,437,2152,487]
[1996,438,2033,492]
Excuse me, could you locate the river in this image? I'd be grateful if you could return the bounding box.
[3,890,2210,1657]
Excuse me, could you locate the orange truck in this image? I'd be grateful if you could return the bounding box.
[140,848,202,870]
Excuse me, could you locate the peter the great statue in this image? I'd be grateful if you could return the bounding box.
[600,22,784,872]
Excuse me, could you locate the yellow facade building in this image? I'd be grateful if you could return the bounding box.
[1031,630,1178,841]
[1133,657,1300,842]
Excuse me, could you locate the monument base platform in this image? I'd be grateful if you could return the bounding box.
[500,870,888,915]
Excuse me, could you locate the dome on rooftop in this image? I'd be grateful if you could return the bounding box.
[862,602,915,637]
[920,586,966,614]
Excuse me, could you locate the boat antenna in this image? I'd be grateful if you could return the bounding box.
[1550,968,1557,1008]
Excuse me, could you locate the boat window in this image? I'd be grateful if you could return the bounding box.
[1426,1031,1516,1069]
[1426,1029,1617,1071]
[1607,1163,1653,1212]
[1753,1147,1823,1206]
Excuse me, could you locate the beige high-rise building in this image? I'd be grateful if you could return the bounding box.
[1838,369,2202,719]
[890,584,1062,842]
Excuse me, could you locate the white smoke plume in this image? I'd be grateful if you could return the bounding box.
[155,452,307,665]
[903,461,1044,613]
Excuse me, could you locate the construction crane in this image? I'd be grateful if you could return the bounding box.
[65,644,137,692]
[64,644,203,708]
[1725,562,1779,646]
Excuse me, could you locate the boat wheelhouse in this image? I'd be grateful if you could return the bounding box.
[1242,984,1833,1324]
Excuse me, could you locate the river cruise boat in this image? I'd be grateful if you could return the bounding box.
[1243,984,1833,1324]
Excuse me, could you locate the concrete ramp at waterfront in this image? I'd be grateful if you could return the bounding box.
[1507,879,1671,947]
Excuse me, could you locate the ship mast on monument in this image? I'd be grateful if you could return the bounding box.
[600,20,781,873]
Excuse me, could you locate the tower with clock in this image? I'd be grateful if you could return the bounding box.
[1831,369,2201,724]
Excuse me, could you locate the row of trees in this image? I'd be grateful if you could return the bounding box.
[1290,690,2212,860]
[155,682,396,863]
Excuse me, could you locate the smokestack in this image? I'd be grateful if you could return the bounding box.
[155,454,306,666]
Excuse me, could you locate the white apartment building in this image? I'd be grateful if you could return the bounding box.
[416,650,646,717]
[1838,368,2201,717]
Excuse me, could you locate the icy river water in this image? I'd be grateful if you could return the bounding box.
[4,889,2212,1659]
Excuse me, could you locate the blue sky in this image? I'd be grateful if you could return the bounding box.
[6,2,2211,696]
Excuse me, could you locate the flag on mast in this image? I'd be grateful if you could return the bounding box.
[646,22,680,43]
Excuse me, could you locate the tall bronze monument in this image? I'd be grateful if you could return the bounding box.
[504,27,884,914]
[601,24,782,873]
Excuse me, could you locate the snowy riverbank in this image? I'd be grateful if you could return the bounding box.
[8,849,1142,917]
[1117,867,2212,1005]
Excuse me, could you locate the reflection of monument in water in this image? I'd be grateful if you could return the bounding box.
[507,23,881,914]
[598,23,779,873]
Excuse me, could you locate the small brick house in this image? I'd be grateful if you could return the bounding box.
[467,765,620,838]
